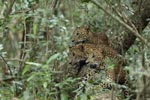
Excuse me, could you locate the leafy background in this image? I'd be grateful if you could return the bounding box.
[0,0,150,100]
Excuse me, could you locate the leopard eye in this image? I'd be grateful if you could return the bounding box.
[82,41,85,43]
[76,32,80,35]
[72,52,75,56]
[92,55,95,58]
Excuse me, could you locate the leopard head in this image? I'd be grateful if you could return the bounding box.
[68,44,86,65]
[85,47,105,70]
[71,26,90,45]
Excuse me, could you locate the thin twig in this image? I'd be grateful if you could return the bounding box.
[141,44,147,100]
[5,0,15,17]
[0,58,25,62]
[0,55,13,75]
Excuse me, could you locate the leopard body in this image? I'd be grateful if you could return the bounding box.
[69,26,126,92]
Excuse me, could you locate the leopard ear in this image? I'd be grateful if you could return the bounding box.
[85,26,90,31]
[76,26,80,28]
[74,26,80,30]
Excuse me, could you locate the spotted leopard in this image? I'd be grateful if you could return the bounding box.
[68,44,107,73]
[69,26,126,95]
[71,26,109,46]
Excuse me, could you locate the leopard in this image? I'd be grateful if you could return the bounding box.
[81,44,105,70]
[69,26,127,93]
[84,44,125,70]
[68,44,126,92]
[71,26,109,46]
[68,44,106,73]
[68,44,86,65]
[71,26,125,62]
[84,44,126,88]
[68,43,125,75]
[68,44,87,75]
[68,44,105,72]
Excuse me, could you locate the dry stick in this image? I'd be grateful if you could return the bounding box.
[111,86,115,100]
[0,0,16,76]
[19,21,27,72]
[136,79,146,100]
[136,84,143,100]
[141,44,147,100]
[0,58,25,62]
[5,0,15,17]
[136,44,147,100]
[90,0,149,48]
[0,55,13,75]
[2,0,19,97]
[11,9,32,15]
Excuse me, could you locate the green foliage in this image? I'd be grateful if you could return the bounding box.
[0,0,150,100]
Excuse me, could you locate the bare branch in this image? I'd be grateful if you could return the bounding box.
[90,0,149,47]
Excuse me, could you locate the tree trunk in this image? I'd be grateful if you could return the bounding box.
[112,0,150,53]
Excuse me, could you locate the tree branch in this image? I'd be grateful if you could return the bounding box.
[90,0,149,49]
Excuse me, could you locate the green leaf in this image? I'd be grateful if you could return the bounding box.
[43,82,48,88]
[25,62,42,67]
[80,93,88,100]
[0,44,3,50]
[108,64,115,69]
[22,64,31,75]
[33,23,37,34]
[61,93,68,100]
[23,89,30,100]
[27,74,35,81]
[47,53,60,64]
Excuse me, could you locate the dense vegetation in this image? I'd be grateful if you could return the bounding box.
[0,0,150,100]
